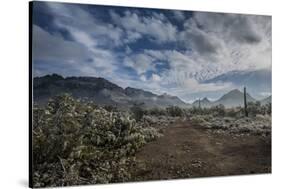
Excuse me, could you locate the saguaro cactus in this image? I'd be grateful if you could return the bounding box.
[198,98,201,109]
[244,87,248,117]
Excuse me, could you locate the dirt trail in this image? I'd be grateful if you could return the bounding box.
[131,120,271,181]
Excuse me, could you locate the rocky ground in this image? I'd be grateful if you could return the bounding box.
[130,119,271,181]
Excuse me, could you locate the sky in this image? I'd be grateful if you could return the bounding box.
[32,1,272,102]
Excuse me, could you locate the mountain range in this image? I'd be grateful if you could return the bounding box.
[34,74,271,109]
[204,68,271,99]
[192,89,271,108]
[33,74,189,109]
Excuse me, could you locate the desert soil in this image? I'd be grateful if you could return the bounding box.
[131,119,271,181]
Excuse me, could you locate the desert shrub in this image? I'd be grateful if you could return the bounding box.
[190,115,208,125]
[166,106,184,117]
[130,104,146,122]
[146,107,167,116]
[189,106,225,116]
[266,103,272,115]
[225,107,243,118]
[140,127,163,142]
[225,109,237,117]
[210,105,226,117]
[246,102,272,117]
[189,107,203,115]
[32,94,161,187]
[247,101,262,116]
[103,105,117,112]
[190,113,271,136]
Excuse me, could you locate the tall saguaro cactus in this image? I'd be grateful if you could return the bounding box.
[198,98,201,109]
[244,87,248,117]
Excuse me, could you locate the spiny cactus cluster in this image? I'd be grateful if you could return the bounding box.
[32,94,162,187]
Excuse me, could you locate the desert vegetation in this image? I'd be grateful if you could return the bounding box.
[32,93,271,187]
[31,2,272,186]
[32,94,162,187]
[189,102,271,136]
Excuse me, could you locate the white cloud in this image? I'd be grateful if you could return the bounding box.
[140,75,147,82]
[33,25,89,62]
[124,31,142,44]
[46,2,125,47]
[34,2,271,101]
[110,10,178,43]
[172,10,186,21]
[124,54,156,75]
[151,74,161,82]
[33,24,118,78]
[183,12,272,71]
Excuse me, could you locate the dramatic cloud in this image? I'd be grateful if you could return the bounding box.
[33,25,90,62]
[124,54,156,75]
[46,2,125,47]
[172,10,186,21]
[32,2,272,101]
[110,10,178,43]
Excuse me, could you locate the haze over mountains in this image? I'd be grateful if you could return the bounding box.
[34,74,188,109]
[34,74,271,109]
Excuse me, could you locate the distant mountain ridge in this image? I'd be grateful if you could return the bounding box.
[204,68,271,99]
[213,89,256,108]
[33,74,189,109]
[192,89,271,108]
[34,74,271,109]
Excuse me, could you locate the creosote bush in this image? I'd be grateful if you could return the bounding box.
[33,94,162,187]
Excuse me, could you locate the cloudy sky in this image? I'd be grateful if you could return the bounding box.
[32,1,272,102]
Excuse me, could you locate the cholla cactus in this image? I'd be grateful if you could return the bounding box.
[32,94,162,187]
